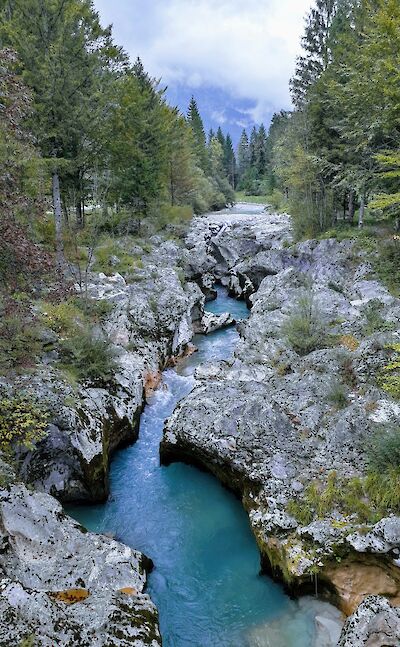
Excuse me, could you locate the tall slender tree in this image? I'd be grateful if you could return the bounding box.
[187,97,209,173]
[237,129,250,183]
[223,134,236,187]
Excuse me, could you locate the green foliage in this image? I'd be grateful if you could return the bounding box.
[378,344,400,399]
[373,239,400,297]
[40,301,83,335]
[19,637,35,647]
[363,300,395,335]
[60,332,117,385]
[155,204,193,228]
[282,292,326,355]
[368,425,400,474]
[365,469,400,512]
[286,498,314,526]
[288,472,376,526]
[0,395,48,451]
[326,382,348,409]
[267,189,286,213]
[187,97,209,175]
[0,312,42,374]
[91,238,143,276]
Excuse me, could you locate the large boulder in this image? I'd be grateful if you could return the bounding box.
[0,484,161,646]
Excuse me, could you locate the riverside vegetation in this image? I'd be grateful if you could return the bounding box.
[0,0,400,645]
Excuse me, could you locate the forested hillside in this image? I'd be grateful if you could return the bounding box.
[0,0,238,272]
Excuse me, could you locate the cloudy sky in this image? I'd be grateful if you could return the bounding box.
[94,0,312,141]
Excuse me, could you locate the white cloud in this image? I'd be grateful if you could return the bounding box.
[211,110,227,125]
[94,0,312,121]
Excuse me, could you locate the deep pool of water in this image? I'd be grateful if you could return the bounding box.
[67,287,339,646]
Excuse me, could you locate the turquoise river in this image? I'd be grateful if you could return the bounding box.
[68,287,340,646]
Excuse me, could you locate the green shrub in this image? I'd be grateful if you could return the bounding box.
[156,204,193,227]
[267,188,287,212]
[378,344,400,399]
[368,425,400,473]
[0,395,48,451]
[92,238,142,276]
[0,314,42,374]
[40,300,83,335]
[286,499,313,525]
[363,300,395,334]
[374,238,400,296]
[327,382,349,409]
[73,297,114,321]
[282,292,326,355]
[365,469,400,511]
[60,332,117,384]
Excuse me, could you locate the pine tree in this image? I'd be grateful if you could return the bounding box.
[187,97,209,174]
[216,127,225,151]
[237,130,250,183]
[249,126,258,167]
[254,124,268,177]
[290,0,338,107]
[107,72,168,212]
[223,134,236,187]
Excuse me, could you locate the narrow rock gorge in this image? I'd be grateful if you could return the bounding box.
[1,203,399,645]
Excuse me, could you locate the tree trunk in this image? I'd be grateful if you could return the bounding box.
[52,171,65,267]
[358,193,365,229]
[76,200,83,228]
[348,190,355,223]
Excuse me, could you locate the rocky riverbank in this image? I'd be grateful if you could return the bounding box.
[0,232,227,645]
[162,203,400,641]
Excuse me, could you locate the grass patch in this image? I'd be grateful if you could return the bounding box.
[92,238,144,276]
[60,331,117,385]
[363,300,395,334]
[378,344,400,399]
[326,382,349,409]
[287,462,400,527]
[282,292,327,355]
[0,310,42,374]
[368,425,400,473]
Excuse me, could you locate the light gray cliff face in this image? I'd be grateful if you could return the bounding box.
[8,240,208,503]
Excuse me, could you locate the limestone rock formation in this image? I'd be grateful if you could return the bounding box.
[162,205,400,619]
[0,484,161,646]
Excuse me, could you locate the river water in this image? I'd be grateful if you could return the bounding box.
[68,287,341,646]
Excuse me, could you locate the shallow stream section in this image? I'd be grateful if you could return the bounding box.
[67,287,343,646]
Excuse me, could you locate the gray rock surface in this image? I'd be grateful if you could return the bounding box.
[194,310,234,334]
[0,484,161,646]
[163,207,400,612]
[9,240,205,503]
[338,596,400,646]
